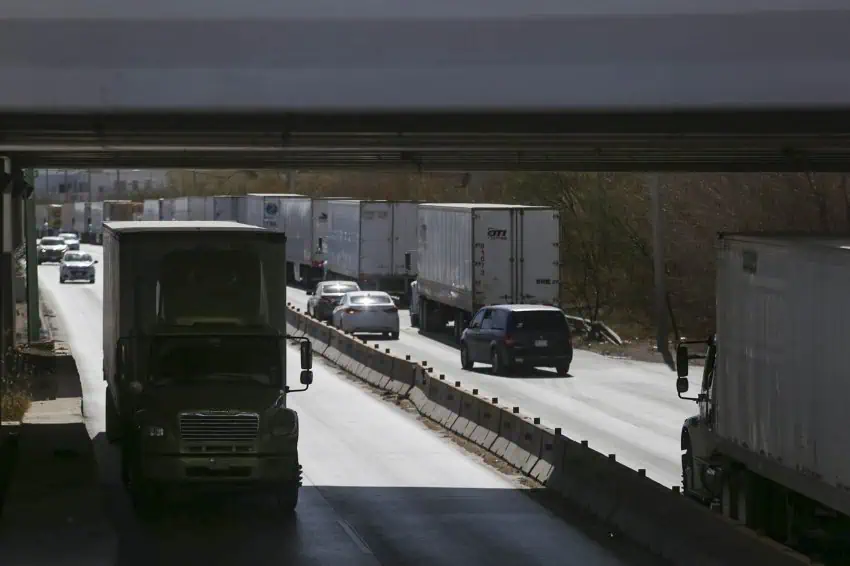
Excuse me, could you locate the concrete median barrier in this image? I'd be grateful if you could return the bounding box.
[284,305,812,566]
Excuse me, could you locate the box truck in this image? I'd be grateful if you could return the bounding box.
[102,220,314,516]
[677,234,850,555]
[280,196,352,286]
[90,202,104,244]
[324,200,419,299]
[172,196,206,221]
[415,203,561,342]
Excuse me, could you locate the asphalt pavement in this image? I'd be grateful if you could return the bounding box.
[287,285,700,489]
[32,244,667,566]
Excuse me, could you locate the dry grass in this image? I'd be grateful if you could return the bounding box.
[1,386,30,422]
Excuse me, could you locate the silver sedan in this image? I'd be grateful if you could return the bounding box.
[332,291,400,339]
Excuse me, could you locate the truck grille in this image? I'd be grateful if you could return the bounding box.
[179,412,260,443]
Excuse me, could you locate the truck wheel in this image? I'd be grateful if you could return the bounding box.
[275,482,300,514]
[556,364,570,377]
[410,313,419,327]
[122,445,161,520]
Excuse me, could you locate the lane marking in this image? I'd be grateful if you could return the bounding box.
[337,519,374,555]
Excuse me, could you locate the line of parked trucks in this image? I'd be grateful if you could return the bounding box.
[46,194,565,343]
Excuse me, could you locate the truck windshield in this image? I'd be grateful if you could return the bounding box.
[148,335,281,386]
[157,248,269,325]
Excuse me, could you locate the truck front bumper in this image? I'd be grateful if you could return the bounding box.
[138,452,300,485]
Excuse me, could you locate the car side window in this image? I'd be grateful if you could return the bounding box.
[481,309,494,330]
[491,310,508,331]
[470,310,486,328]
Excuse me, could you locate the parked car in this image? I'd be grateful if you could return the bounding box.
[332,291,400,339]
[59,251,97,284]
[306,280,361,321]
[459,305,572,376]
[37,236,69,263]
[58,232,81,250]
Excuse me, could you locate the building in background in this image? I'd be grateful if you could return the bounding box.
[33,169,170,201]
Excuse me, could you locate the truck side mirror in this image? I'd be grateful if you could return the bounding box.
[300,341,312,370]
[676,344,689,378]
[676,377,690,394]
[404,251,412,272]
[300,370,313,385]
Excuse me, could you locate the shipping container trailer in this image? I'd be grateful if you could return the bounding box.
[324,200,421,301]
[415,203,561,342]
[243,193,303,233]
[72,202,93,242]
[142,199,163,221]
[60,203,75,233]
[204,195,243,222]
[677,233,850,551]
[172,196,207,221]
[281,196,353,286]
[160,198,176,221]
[89,202,104,243]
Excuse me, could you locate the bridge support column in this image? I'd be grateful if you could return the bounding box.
[24,191,40,342]
[0,158,15,380]
[648,173,673,369]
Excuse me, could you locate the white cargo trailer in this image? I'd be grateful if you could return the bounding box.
[61,203,75,232]
[72,202,92,242]
[172,196,206,221]
[325,200,419,297]
[142,199,162,221]
[677,234,850,549]
[244,193,303,232]
[416,203,561,341]
[160,198,175,221]
[204,195,243,222]
[281,196,352,286]
[89,202,104,243]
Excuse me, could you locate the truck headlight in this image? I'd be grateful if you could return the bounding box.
[270,409,298,437]
[144,425,165,437]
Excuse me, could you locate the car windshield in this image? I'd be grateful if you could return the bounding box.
[148,335,281,386]
[59,233,79,240]
[350,293,393,306]
[40,238,64,246]
[509,310,569,332]
[63,253,92,262]
[323,283,359,294]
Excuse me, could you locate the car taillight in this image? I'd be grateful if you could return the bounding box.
[503,334,516,347]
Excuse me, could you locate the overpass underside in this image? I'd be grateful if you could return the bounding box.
[4,110,850,171]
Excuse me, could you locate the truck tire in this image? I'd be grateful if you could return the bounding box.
[410,312,419,327]
[275,482,300,514]
[105,388,121,444]
[122,443,162,520]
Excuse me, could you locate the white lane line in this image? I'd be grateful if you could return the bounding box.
[337,519,374,555]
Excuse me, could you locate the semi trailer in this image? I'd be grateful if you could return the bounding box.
[324,200,419,300]
[280,196,352,286]
[415,203,562,342]
[677,233,850,556]
[102,220,314,516]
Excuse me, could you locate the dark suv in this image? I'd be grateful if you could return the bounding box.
[460,305,572,376]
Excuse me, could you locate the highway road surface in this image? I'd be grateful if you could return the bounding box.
[35,244,667,566]
[287,286,698,489]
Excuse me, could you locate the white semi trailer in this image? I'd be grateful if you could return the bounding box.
[415,203,562,342]
[677,234,850,557]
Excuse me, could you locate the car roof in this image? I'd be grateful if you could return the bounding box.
[321,280,359,287]
[487,304,563,313]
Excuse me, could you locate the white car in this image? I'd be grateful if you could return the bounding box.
[332,291,400,339]
[37,236,68,263]
[59,251,97,284]
[58,232,81,250]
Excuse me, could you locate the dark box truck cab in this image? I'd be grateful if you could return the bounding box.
[102,220,312,514]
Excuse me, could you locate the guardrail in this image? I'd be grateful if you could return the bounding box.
[284,304,814,566]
